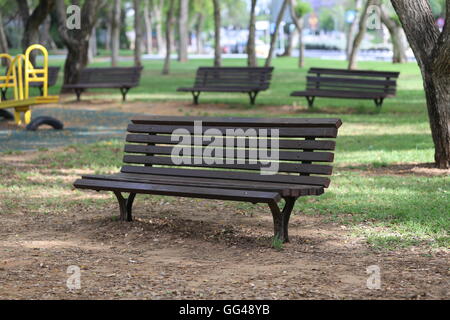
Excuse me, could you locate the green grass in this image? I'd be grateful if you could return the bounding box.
[1,56,448,249]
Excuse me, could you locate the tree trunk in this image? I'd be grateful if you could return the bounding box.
[88,25,98,64]
[212,0,221,67]
[0,14,9,66]
[18,0,56,66]
[134,0,143,67]
[154,0,165,55]
[195,13,205,54]
[39,16,57,50]
[54,0,104,87]
[162,0,175,75]
[380,6,407,64]
[390,0,450,168]
[346,0,362,59]
[178,0,189,62]
[265,0,289,67]
[105,6,112,51]
[289,1,305,68]
[247,0,258,67]
[111,0,121,66]
[144,0,153,54]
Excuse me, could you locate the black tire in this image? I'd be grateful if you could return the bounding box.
[0,109,14,121]
[26,116,64,131]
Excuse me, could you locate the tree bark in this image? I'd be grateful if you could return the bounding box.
[154,0,165,55]
[346,0,362,59]
[17,0,56,66]
[348,0,376,70]
[289,0,305,68]
[195,13,205,54]
[380,6,407,64]
[162,0,175,74]
[134,0,143,67]
[111,0,121,66]
[265,0,289,67]
[390,0,450,168]
[212,0,221,67]
[54,0,105,87]
[39,16,57,50]
[88,25,98,64]
[144,0,153,54]
[178,0,189,62]
[247,0,258,67]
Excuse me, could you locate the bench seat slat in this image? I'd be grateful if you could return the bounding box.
[82,173,324,197]
[292,90,394,99]
[74,179,281,203]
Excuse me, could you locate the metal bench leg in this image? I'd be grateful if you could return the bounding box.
[114,192,136,222]
[268,197,297,243]
[120,88,130,102]
[192,91,201,105]
[1,89,7,101]
[374,98,384,109]
[306,96,315,108]
[75,89,83,102]
[248,91,259,105]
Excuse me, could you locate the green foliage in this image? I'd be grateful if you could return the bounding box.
[319,9,335,31]
[294,1,312,18]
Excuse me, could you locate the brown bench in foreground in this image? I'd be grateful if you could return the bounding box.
[177,67,274,105]
[74,116,342,243]
[291,68,400,109]
[62,66,143,102]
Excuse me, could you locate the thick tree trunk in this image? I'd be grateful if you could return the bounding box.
[212,0,221,67]
[111,0,121,66]
[265,0,289,67]
[0,14,9,66]
[134,0,143,67]
[247,0,258,67]
[144,0,153,54]
[162,0,175,74]
[54,0,104,88]
[348,0,375,70]
[195,13,205,54]
[18,0,56,66]
[346,0,362,59]
[39,16,57,50]
[390,0,450,168]
[88,25,98,64]
[178,0,189,62]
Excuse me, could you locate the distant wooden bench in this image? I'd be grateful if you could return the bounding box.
[74,116,342,243]
[177,67,274,105]
[291,68,400,108]
[29,66,60,95]
[62,66,143,102]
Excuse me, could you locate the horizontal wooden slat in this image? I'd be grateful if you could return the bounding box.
[309,68,400,78]
[82,173,324,197]
[307,76,397,87]
[126,134,337,150]
[124,145,334,163]
[127,124,339,138]
[291,90,393,99]
[123,155,333,175]
[74,179,280,203]
[121,166,331,188]
[131,116,343,129]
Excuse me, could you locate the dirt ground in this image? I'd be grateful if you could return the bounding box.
[0,98,448,300]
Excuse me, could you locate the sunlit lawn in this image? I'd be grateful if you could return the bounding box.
[1,57,448,249]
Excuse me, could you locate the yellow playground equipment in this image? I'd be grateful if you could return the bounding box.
[0,44,61,129]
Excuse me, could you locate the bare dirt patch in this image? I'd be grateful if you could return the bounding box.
[345,163,450,177]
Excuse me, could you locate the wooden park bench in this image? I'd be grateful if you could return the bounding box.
[62,66,143,102]
[177,67,274,105]
[29,66,60,95]
[74,116,342,243]
[291,68,400,108]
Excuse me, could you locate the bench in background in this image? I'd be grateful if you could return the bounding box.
[74,116,342,243]
[177,67,274,105]
[291,68,400,109]
[62,66,143,102]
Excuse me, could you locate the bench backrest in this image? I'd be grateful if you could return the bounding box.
[306,68,400,96]
[193,67,274,90]
[29,66,60,88]
[78,67,143,86]
[123,116,342,188]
